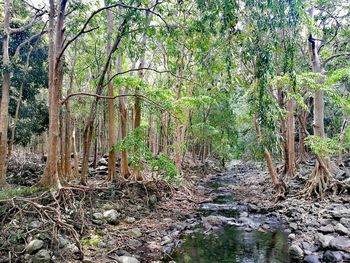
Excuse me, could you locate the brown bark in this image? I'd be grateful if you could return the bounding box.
[37,0,67,188]
[80,18,126,185]
[72,120,79,178]
[297,106,310,163]
[106,6,117,181]
[0,0,11,188]
[286,99,296,176]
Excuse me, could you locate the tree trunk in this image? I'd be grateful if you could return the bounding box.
[37,0,67,188]
[0,0,11,188]
[337,118,348,166]
[72,120,79,178]
[106,6,117,181]
[297,106,309,163]
[286,98,296,176]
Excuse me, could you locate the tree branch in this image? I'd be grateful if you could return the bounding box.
[59,2,167,60]
[14,30,47,59]
[10,11,46,34]
[323,53,350,67]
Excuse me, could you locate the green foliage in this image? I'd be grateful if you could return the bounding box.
[112,125,178,183]
[0,186,41,200]
[305,135,339,158]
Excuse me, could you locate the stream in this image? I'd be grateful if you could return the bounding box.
[169,162,290,263]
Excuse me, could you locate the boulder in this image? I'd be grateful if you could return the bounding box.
[117,256,139,263]
[329,237,350,252]
[304,255,321,263]
[319,224,334,233]
[125,217,136,224]
[289,244,303,258]
[203,215,228,228]
[331,208,350,219]
[322,250,343,262]
[103,210,120,225]
[25,240,44,254]
[317,234,334,248]
[334,223,349,235]
[32,249,51,263]
[127,228,142,238]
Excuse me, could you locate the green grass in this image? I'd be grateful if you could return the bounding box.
[0,186,42,200]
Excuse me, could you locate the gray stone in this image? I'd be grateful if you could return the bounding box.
[288,233,296,240]
[102,203,113,210]
[289,222,298,231]
[117,256,139,263]
[127,228,142,238]
[289,244,303,258]
[317,234,334,248]
[125,217,136,224]
[128,239,143,248]
[58,236,69,249]
[319,224,334,233]
[32,249,51,263]
[329,237,350,252]
[103,210,120,225]
[322,250,343,262]
[302,242,319,252]
[304,255,321,263]
[203,215,228,228]
[26,239,44,254]
[340,218,350,228]
[93,212,103,220]
[149,194,157,207]
[97,158,108,166]
[161,236,172,245]
[331,208,350,219]
[29,220,41,229]
[334,223,349,235]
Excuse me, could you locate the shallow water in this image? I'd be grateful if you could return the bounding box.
[170,164,290,263]
[171,226,290,263]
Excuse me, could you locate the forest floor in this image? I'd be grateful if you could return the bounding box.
[2,155,350,263]
[0,154,222,263]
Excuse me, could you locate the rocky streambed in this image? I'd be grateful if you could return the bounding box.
[166,160,350,263]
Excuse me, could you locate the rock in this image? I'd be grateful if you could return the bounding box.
[149,194,157,208]
[117,256,139,263]
[331,207,350,219]
[128,239,143,248]
[32,249,51,263]
[29,220,41,229]
[289,222,298,231]
[58,236,69,249]
[97,158,108,166]
[302,242,319,252]
[127,228,142,238]
[340,218,350,228]
[322,250,343,262]
[26,239,44,254]
[329,237,350,252]
[319,224,335,233]
[103,210,120,225]
[289,244,303,258]
[83,257,94,263]
[317,234,334,248]
[102,203,113,210]
[161,236,172,245]
[304,255,321,263]
[92,212,103,220]
[334,223,349,235]
[288,233,296,240]
[203,215,228,228]
[125,217,136,224]
[66,244,79,254]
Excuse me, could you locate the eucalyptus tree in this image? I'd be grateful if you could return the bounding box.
[0,0,44,189]
[301,1,350,197]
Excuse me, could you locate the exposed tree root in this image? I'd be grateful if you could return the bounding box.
[301,156,350,198]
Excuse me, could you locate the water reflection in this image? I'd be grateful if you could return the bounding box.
[171,226,290,263]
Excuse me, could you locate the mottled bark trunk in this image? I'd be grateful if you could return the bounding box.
[0,0,11,188]
[37,0,67,188]
[286,99,296,176]
[106,6,117,181]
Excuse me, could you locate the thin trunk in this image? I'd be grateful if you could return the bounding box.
[106,5,117,181]
[337,118,348,166]
[37,0,68,188]
[286,99,296,176]
[297,107,310,163]
[72,120,79,178]
[0,0,11,188]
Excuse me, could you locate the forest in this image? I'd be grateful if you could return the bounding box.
[0,0,350,262]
